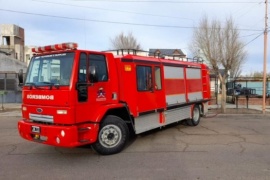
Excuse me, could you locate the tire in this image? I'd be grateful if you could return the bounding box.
[199,104,204,116]
[186,105,201,126]
[92,115,129,155]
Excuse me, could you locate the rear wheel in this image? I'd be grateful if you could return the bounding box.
[186,105,201,126]
[92,115,129,155]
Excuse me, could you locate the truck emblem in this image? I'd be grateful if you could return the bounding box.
[36,108,43,113]
[96,88,106,101]
[97,88,106,98]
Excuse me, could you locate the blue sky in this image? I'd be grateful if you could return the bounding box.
[0,0,268,75]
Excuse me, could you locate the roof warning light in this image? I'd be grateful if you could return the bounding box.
[32,42,78,53]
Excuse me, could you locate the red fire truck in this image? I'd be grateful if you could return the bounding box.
[18,42,210,155]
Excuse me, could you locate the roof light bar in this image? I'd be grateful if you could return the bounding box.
[32,42,78,53]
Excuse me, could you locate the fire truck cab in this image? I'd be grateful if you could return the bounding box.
[18,43,210,155]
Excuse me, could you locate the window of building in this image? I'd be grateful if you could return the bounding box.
[2,36,10,45]
[26,54,30,60]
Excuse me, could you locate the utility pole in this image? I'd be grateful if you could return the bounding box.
[263,0,268,114]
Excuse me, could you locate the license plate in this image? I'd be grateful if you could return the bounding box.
[31,126,40,133]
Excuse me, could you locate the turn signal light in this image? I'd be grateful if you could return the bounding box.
[124,65,132,72]
[22,106,27,111]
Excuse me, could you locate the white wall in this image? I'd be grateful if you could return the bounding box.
[0,53,27,73]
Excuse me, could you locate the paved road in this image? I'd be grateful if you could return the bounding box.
[1,114,270,180]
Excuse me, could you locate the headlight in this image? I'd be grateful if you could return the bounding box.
[57,110,67,114]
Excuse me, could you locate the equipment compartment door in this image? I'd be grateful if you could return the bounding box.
[136,65,165,114]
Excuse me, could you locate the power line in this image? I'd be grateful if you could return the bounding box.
[232,0,263,16]
[239,17,265,30]
[69,0,261,3]
[31,0,192,20]
[0,8,262,32]
[239,32,263,38]
[32,0,265,31]
[0,8,196,29]
[233,1,263,19]
[244,32,264,46]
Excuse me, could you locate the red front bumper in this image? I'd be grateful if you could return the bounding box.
[18,120,99,147]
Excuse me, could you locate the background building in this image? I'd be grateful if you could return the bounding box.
[105,49,149,56]
[149,49,187,61]
[0,24,27,103]
[24,46,36,65]
[0,24,25,62]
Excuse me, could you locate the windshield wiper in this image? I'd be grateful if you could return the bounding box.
[39,82,60,90]
[25,82,43,90]
[25,82,59,90]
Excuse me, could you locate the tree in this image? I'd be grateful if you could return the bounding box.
[110,32,142,50]
[190,16,247,113]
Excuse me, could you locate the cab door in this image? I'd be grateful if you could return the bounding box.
[75,52,111,123]
[87,53,111,112]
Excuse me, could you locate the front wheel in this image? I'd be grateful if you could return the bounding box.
[186,105,201,126]
[92,115,129,155]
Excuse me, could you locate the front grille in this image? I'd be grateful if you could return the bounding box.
[29,113,54,123]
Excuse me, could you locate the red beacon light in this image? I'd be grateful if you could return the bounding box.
[32,42,78,53]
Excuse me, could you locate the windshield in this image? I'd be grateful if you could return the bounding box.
[25,52,74,86]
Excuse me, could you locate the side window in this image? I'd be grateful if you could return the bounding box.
[137,66,152,91]
[89,54,108,82]
[155,66,162,90]
[28,60,40,83]
[78,53,87,82]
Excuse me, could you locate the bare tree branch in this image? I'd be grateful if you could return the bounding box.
[110,32,142,50]
[189,16,247,113]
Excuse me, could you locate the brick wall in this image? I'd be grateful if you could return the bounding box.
[235,97,270,105]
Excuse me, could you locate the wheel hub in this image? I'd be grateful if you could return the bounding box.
[99,125,122,148]
[107,133,115,140]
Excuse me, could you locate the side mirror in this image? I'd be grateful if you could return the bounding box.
[18,69,24,86]
[89,66,98,83]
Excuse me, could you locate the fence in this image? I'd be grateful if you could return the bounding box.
[226,77,270,106]
[209,75,270,105]
[227,77,270,96]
